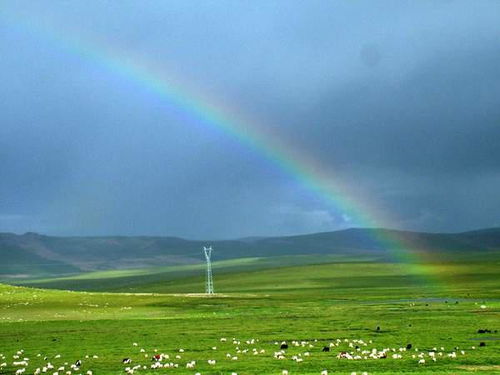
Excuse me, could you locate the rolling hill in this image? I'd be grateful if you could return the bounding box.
[1,227,499,279]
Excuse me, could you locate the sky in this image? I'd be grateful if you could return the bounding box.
[0,1,499,239]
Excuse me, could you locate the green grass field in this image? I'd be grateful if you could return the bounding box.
[0,258,499,375]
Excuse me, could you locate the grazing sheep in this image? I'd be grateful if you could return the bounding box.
[280,343,288,350]
[13,361,28,367]
[322,346,330,352]
[479,342,486,347]
[337,352,352,359]
[150,362,162,369]
[122,358,132,364]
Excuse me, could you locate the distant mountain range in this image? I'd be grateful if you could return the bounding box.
[1,227,499,277]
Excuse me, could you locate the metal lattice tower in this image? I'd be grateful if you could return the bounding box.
[203,246,214,295]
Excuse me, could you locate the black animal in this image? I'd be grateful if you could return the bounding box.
[75,360,82,367]
[376,326,381,331]
[122,358,132,364]
[477,329,491,334]
[479,342,486,347]
[280,343,288,350]
[406,343,412,350]
[322,346,330,352]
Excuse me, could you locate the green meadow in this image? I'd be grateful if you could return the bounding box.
[1,258,499,375]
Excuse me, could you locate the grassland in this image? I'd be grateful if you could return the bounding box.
[8,255,378,292]
[0,258,499,375]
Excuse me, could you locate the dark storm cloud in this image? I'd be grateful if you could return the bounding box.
[304,44,500,175]
[0,1,499,238]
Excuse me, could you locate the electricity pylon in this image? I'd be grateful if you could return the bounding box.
[203,246,214,295]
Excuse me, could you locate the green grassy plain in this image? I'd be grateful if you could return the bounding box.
[0,258,499,375]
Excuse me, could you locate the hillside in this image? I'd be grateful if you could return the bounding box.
[1,227,499,279]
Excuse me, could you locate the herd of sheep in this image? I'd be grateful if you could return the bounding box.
[0,335,485,375]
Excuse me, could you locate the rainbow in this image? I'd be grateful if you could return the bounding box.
[1,9,445,291]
